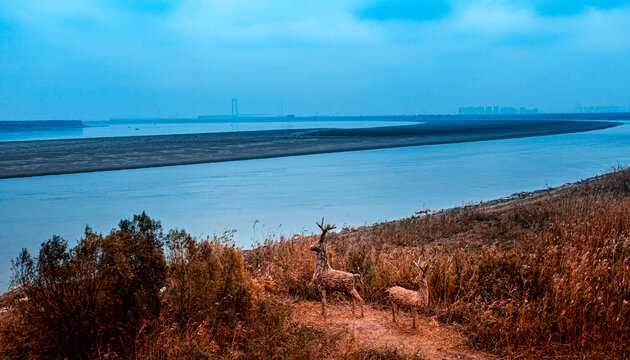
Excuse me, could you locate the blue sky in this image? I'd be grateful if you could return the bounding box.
[0,0,629,119]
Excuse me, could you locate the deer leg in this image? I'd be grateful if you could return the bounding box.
[349,288,364,318]
[412,309,418,329]
[321,290,327,318]
[391,302,397,323]
[351,296,355,315]
[360,299,364,318]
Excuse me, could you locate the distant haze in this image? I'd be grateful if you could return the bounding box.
[1,0,629,120]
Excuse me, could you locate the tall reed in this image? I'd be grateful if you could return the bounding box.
[246,168,630,358]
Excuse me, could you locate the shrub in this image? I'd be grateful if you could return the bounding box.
[3,212,166,359]
[1,215,346,359]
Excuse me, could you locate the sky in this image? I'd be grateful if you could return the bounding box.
[0,0,629,119]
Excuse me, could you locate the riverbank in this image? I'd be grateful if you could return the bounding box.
[245,167,630,358]
[1,167,629,359]
[0,119,620,179]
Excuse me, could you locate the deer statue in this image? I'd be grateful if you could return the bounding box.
[386,257,429,329]
[310,218,364,318]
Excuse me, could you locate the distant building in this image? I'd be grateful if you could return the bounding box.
[459,105,539,115]
[500,107,518,115]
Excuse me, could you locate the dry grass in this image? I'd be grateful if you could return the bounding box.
[1,168,628,359]
[246,168,630,359]
[0,217,407,359]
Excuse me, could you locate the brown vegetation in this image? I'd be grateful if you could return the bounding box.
[1,167,629,359]
[247,167,630,359]
[0,215,383,359]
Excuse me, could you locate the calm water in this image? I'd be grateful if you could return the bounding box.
[1,122,629,289]
[0,120,414,142]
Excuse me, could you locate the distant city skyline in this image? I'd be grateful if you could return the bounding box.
[1,1,629,120]
[458,106,539,116]
[458,104,630,116]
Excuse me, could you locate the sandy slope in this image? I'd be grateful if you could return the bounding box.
[291,300,493,359]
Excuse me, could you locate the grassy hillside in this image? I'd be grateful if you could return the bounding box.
[248,167,630,358]
[1,168,628,359]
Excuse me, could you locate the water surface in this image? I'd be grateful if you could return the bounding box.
[1,122,628,288]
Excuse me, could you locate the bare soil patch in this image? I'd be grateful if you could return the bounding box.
[292,300,493,360]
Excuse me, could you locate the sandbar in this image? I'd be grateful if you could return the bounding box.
[0,119,621,179]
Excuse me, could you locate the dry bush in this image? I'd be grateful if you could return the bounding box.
[162,230,250,329]
[138,294,342,360]
[0,215,345,359]
[1,212,166,359]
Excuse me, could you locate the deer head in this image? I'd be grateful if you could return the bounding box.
[412,256,428,285]
[310,217,336,252]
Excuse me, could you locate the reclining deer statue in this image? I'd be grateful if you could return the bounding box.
[386,257,429,329]
[310,218,364,318]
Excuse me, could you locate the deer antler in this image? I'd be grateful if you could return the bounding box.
[316,217,336,242]
[413,256,425,273]
[316,217,325,231]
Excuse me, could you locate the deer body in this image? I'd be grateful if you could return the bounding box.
[311,220,364,318]
[386,259,429,329]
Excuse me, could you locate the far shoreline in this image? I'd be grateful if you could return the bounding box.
[0,119,621,179]
[262,168,616,243]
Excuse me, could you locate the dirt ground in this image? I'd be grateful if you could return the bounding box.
[291,300,494,360]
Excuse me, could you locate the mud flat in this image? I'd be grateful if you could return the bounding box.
[0,119,620,179]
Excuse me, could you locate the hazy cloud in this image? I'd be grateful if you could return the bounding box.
[111,0,180,15]
[357,0,452,21]
[528,0,630,16]
[0,0,629,119]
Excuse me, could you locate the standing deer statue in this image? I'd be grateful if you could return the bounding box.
[386,257,429,329]
[310,218,364,318]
